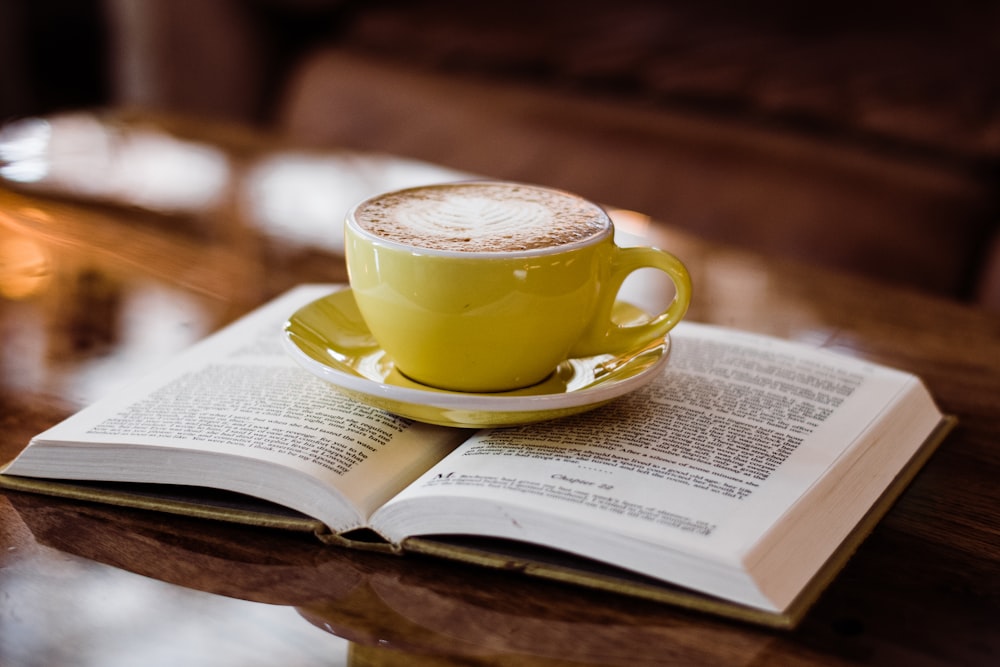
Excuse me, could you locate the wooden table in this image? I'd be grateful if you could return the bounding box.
[1,110,998,666]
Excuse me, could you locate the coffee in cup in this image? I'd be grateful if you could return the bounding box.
[345,181,691,393]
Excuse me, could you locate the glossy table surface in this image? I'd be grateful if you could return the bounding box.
[0,110,998,666]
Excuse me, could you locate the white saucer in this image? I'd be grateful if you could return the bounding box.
[282,287,671,428]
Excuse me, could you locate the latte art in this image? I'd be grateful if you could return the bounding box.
[401,196,551,242]
[352,182,608,252]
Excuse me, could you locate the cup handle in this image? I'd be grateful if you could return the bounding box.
[570,246,692,358]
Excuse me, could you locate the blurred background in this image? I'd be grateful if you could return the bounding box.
[2,0,1000,310]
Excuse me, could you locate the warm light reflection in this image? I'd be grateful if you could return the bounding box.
[241,152,472,252]
[0,231,52,299]
[16,206,54,224]
[608,208,653,242]
[0,113,231,214]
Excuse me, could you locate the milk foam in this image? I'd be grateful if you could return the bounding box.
[353,183,608,251]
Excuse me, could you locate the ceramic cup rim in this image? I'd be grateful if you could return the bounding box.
[345,180,614,258]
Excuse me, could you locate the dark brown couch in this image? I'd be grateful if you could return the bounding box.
[104,0,1000,309]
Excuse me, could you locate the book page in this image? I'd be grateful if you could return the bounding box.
[9,285,465,530]
[373,322,925,559]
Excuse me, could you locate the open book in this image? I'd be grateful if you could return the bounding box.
[0,284,953,628]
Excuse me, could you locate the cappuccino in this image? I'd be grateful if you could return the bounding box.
[351,182,609,252]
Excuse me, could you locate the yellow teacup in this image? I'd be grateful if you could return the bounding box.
[345,181,691,393]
